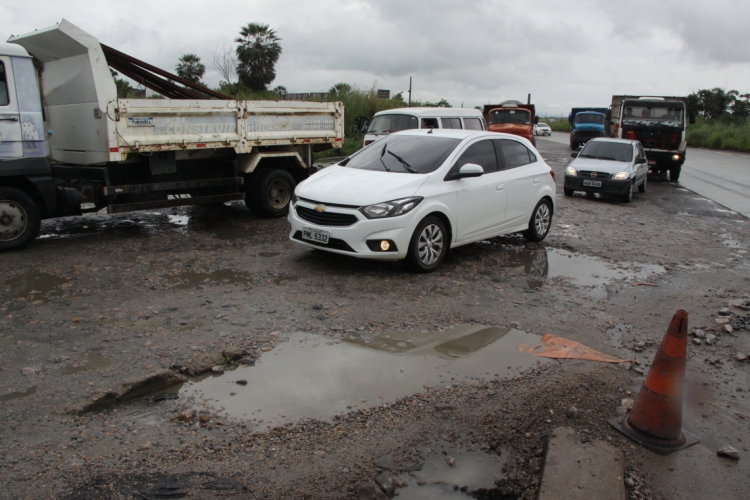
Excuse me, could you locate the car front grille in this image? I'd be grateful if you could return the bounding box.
[296,206,359,227]
[578,171,612,179]
[292,231,356,252]
[575,130,604,138]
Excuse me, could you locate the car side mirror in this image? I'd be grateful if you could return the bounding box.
[636,157,647,164]
[570,152,578,158]
[534,116,539,124]
[446,163,484,181]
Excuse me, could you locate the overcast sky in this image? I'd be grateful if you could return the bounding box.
[3,0,749,116]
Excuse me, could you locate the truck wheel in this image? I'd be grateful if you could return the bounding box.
[570,140,577,150]
[247,169,296,218]
[669,166,681,182]
[0,187,41,252]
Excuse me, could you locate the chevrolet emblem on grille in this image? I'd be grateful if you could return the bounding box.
[590,172,597,178]
[314,205,326,213]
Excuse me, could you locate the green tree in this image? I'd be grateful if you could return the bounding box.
[272,85,287,99]
[110,69,135,98]
[328,82,352,98]
[175,54,205,84]
[691,88,739,119]
[235,23,282,92]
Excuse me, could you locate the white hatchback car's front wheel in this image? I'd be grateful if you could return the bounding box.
[406,216,448,273]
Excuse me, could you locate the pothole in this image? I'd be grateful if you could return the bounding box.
[179,325,544,426]
[0,386,37,402]
[0,271,71,302]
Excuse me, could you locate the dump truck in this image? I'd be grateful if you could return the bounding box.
[483,98,538,146]
[568,107,608,150]
[0,19,344,251]
[606,95,694,181]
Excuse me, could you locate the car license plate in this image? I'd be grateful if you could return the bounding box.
[582,180,602,187]
[648,160,656,165]
[302,226,330,244]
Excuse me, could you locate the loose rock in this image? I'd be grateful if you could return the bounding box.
[717,446,740,460]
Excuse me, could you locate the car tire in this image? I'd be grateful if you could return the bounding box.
[522,199,552,243]
[669,166,681,182]
[564,186,574,196]
[0,187,41,253]
[246,169,296,218]
[405,216,448,273]
[623,182,634,203]
[638,176,647,193]
[570,140,577,150]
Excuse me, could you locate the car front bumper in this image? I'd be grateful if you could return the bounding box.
[564,175,632,195]
[288,200,415,260]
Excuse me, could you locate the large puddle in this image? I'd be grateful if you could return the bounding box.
[479,245,664,297]
[0,271,71,302]
[179,325,543,426]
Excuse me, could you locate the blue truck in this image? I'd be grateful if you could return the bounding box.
[568,108,608,150]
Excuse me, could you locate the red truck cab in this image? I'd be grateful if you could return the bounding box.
[483,101,537,146]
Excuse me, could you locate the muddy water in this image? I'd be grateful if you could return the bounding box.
[394,450,507,498]
[167,269,255,290]
[180,325,544,425]
[481,246,664,297]
[0,386,37,402]
[60,352,112,376]
[0,271,71,302]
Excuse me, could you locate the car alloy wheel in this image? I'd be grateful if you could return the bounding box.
[418,223,443,266]
[523,199,552,243]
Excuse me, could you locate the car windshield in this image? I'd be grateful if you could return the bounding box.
[537,123,549,128]
[344,135,461,174]
[621,104,684,128]
[367,114,419,135]
[489,109,530,125]
[578,141,633,162]
[575,113,604,124]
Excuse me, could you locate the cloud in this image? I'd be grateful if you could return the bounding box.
[3,0,749,116]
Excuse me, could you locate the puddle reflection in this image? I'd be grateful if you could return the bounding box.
[0,386,37,402]
[0,271,70,302]
[60,352,112,375]
[179,325,543,425]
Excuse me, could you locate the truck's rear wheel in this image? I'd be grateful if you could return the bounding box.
[0,187,41,252]
[247,169,296,218]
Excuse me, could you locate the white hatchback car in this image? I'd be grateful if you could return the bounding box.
[289,129,556,272]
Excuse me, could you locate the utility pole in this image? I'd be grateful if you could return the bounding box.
[408,77,412,107]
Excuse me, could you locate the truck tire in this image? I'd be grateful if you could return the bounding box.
[669,166,681,182]
[247,168,296,218]
[0,187,41,252]
[570,139,577,150]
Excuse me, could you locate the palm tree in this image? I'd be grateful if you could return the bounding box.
[175,54,206,84]
[328,82,352,97]
[235,23,282,92]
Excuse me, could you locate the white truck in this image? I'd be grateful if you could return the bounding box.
[0,19,344,251]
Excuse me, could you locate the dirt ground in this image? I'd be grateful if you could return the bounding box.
[1,139,748,499]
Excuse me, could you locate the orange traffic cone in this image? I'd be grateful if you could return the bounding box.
[609,309,700,454]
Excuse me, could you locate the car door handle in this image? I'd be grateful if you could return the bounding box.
[496,184,505,191]
[0,117,19,122]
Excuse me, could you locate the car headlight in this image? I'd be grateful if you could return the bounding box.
[360,197,423,219]
[565,166,578,176]
[612,172,630,180]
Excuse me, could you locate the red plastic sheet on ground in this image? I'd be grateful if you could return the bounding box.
[517,334,632,363]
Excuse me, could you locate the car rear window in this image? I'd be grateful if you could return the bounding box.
[344,135,462,174]
[441,118,462,129]
[495,139,537,169]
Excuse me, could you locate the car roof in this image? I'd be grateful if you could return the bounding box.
[586,137,638,146]
[373,107,483,118]
[393,128,528,142]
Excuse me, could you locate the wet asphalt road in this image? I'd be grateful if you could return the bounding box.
[542,131,750,217]
[1,138,749,499]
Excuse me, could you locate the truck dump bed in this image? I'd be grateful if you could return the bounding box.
[9,19,343,166]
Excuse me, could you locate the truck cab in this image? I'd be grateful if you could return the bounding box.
[483,101,537,146]
[568,108,607,150]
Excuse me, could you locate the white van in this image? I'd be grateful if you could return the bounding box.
[363,107,486,147]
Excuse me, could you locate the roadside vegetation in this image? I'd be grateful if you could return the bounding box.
[543,117,571,133]
[686,88,750,152]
